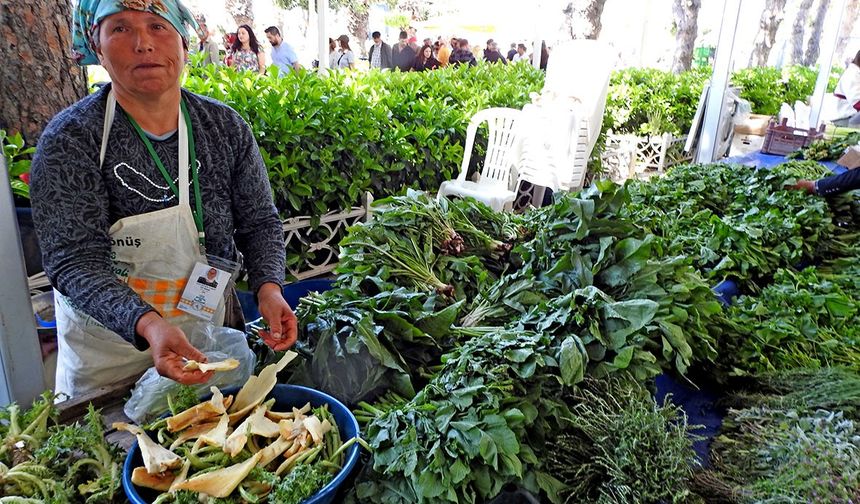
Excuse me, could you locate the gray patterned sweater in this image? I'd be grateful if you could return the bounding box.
[31,84,285,348]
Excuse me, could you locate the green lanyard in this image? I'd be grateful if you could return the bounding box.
[124,99,206,248]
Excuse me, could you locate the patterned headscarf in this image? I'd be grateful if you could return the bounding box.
[72,0,201,65]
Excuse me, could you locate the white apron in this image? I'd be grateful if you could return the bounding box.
[54,91,225,398]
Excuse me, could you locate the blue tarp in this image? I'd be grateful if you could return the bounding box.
[725,150,847,175]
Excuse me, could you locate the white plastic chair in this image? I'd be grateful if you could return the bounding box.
[518,40,613,192]
[437,107,523,211]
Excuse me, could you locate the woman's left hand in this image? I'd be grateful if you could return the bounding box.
[257,282,298,351]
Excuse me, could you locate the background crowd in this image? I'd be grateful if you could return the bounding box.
[197,18,548,74]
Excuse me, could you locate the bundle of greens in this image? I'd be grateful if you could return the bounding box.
[514,182,721,377]
[626,161,850,286]
[292,287,462,405]
[543,377,700,504]
[355,328,578,503]
[787,130,860,162]
[723,367,860,421]
[711,408,860,503]
[0,394,122,503]
[717,266,860,376]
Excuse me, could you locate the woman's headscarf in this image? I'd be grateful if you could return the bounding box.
[72,0,201,65]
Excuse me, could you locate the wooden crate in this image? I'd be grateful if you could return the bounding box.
[761,118,825,156]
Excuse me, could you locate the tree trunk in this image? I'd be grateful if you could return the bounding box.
[0,1,87,146]
[803,0,830,66]
[748,0,789,66]
[670,0,701,73]
[835,0,860,64]
[563,0,608,40]
[347,0,370,57]
[789,0,815,64]
[226,0,254,27]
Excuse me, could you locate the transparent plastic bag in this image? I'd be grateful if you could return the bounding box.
[123,322,256,424]
[727,88,751,124]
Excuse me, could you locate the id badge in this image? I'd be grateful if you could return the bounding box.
[178,262,231,320]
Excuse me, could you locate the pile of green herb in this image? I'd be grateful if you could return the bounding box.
[711,408,860,503]
[724,367,860,421]
[717,265,860,376]
[626,161,854,286]
[543,377,700,504]
[355,328,577,503]
[291,183,722,502]
[788,130,860,162]
[0,395,122,503]
[295,184,721,406]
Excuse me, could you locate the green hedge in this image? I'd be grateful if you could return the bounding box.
[183,64,544,221]
[604,65,840,136]
[731,65,841,116]
[605,67,710,136]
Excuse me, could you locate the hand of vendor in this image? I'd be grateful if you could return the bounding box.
[257,282,298,351]
[136,312,213,385]
[787,179,816,194]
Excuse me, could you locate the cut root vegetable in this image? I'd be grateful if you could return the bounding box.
[113,422,182,474]
[229,352,298,422]
[167,387,232,432]
[131,467,176,491]
[183,358,240,373]
[173,451,262,498]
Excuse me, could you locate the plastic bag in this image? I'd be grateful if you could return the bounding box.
[727,88,751,124]
[794,100,811,130]
[779,102,795,127]
[123,322,256,424]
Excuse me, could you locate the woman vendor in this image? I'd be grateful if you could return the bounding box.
[30,0,296,397]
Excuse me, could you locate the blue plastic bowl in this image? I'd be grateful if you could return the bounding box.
[122,384,362,504]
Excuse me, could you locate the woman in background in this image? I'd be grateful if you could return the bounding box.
[333,34,355,70]
[228,24,265,74]
[412,44,439,71]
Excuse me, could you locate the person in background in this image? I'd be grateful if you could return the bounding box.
[423,37,432,48]
[228,24,265,74]
[538,40,549,70]
[507,43,517,61]
[408,36,419,52]
[368,30,393,70]
[37,0,295,397]
[832,50,860,126]
[264,26,300,75]
[511,43,528,63]
[436,37,451,66]
[328,37,339,69]
[333,34,355,70]
[196,20,220,66]
[392,30,415,72]
[222,32,236,66]
[412,44,440,71]
[449,38,477,66]
[484,39,507,64]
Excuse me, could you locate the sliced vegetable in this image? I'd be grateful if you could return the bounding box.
[113,422,182,475]
[166,387,231,433]
[173,452,262,498]
[131,466,176,491]
[229,352,298,422]
[183,358,240,373]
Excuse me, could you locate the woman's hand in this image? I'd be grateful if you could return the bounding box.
[257,282,298,351]
[136,312,212,384]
